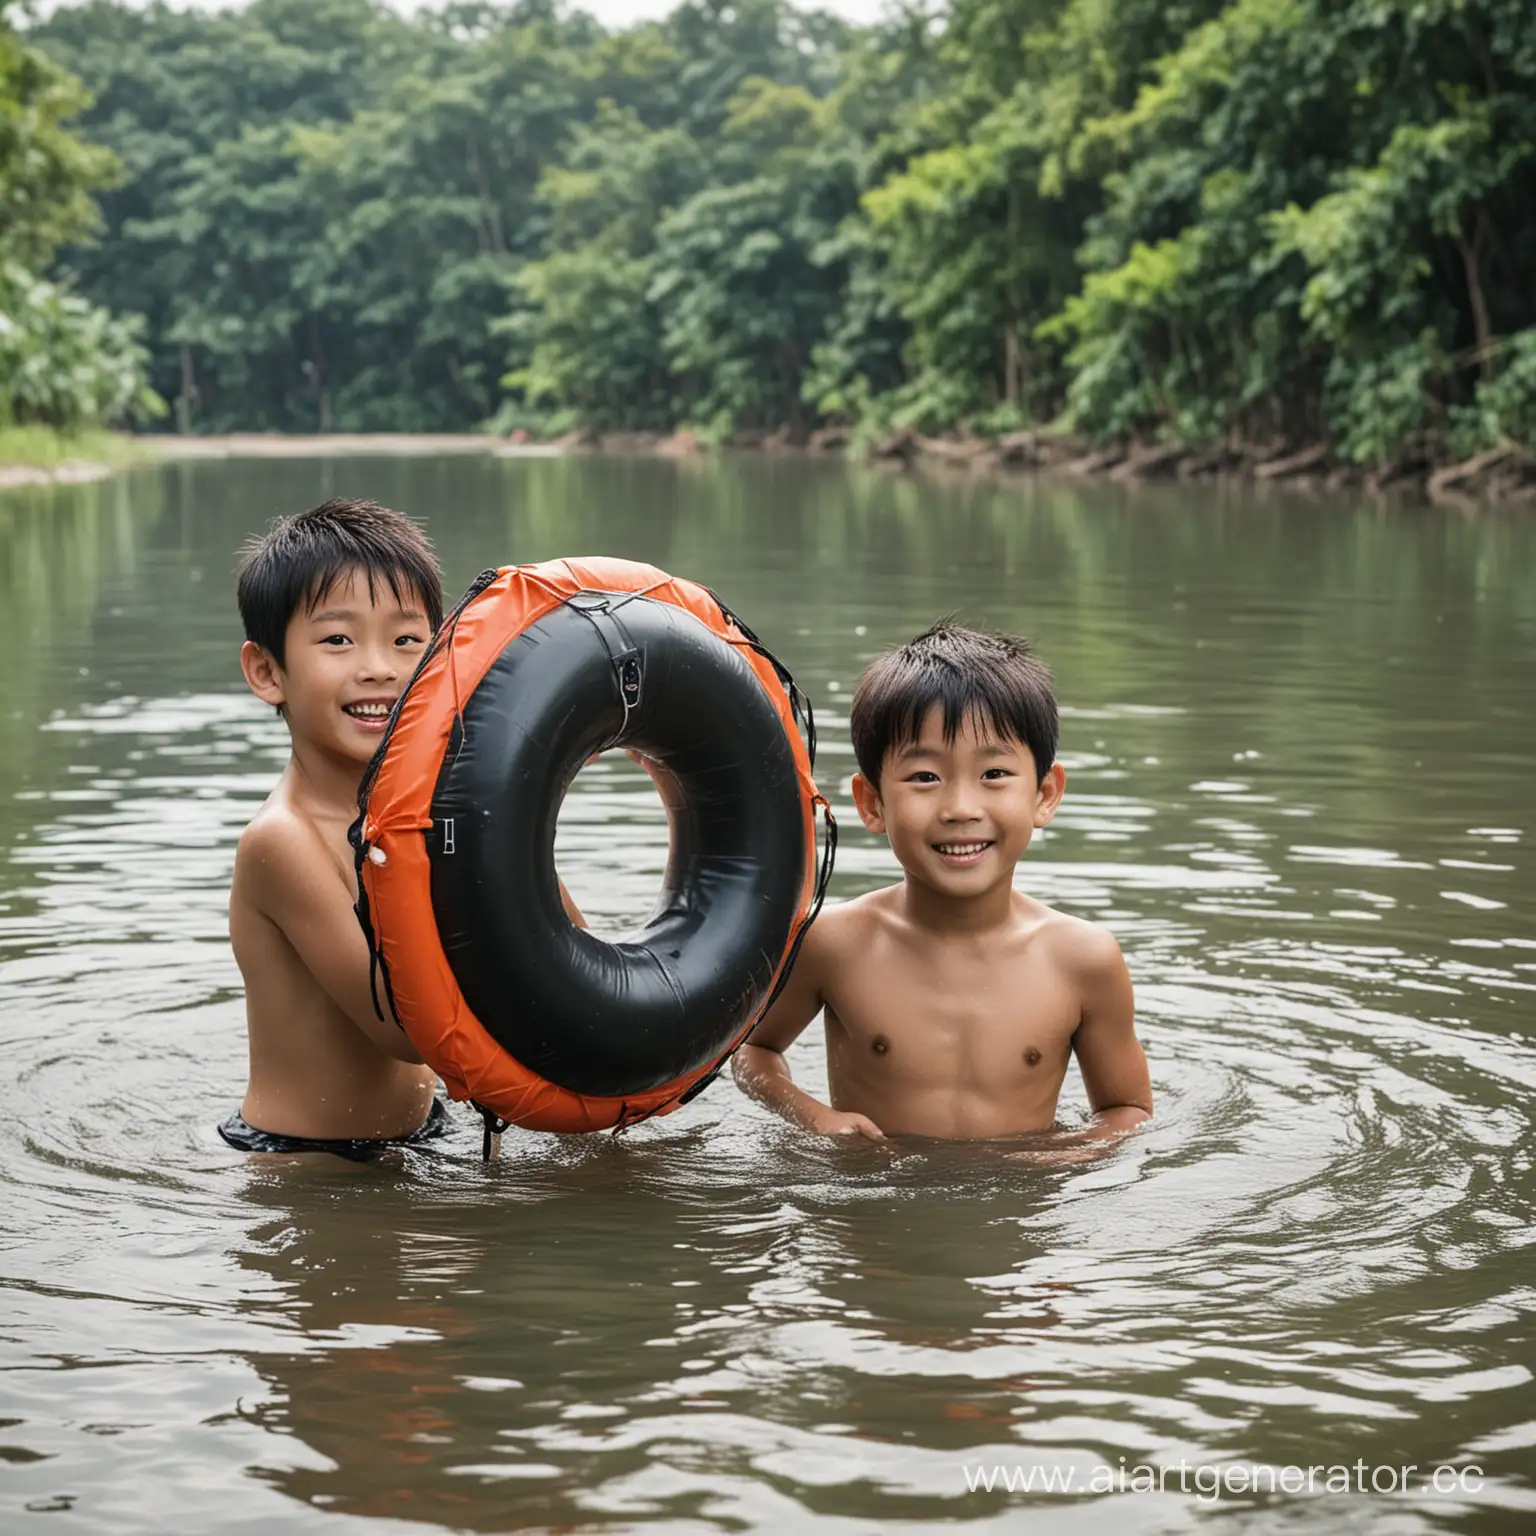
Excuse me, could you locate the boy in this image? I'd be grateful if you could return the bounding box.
[734,621,1152,1143]
[220,498,447,1155]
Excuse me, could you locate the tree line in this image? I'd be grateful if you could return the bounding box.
[1,0,158,433]
[10,0,1536,472]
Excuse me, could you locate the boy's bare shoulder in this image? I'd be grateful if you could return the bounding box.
[1028,900,1128,980]
[234,796,346,911]
[803,886,904,953]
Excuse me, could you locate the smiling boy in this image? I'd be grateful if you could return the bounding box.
[219,499,448,1155]
[734,621,1152,1143]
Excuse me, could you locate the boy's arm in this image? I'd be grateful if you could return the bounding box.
[733,917,884,1138]
[240,817,425,1063]
[1068,927,1153,1139]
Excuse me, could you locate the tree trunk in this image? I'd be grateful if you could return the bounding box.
[1460,214,1495,383]
[468,140,505,255]
[310,317,332,431]
[177,346,197,434]
[1004,179,1022,407]
[1003,323,1021,407]
[777,341,804,440]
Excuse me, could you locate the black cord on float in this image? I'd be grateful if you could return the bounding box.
[474,1102,510,1162]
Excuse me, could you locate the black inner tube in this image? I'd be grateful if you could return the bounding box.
[427,592,808,1098]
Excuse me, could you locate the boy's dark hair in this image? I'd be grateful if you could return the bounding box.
[236,498,444,666]
[850,620,1058,785]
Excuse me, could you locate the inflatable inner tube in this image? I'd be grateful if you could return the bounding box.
[352,557,833,1135]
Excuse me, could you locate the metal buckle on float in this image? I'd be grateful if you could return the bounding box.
[565,591,645,720]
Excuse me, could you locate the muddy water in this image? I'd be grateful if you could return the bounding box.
[1,454,1532,1533]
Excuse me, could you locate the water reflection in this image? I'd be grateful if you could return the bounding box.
[0,457,1533,1531]
[230,1135,1070,1528]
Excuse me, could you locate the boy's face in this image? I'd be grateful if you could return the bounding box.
[852,705,1065,897]
[240,568,432,767]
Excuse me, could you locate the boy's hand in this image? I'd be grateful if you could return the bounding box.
[804,1106,885,1139]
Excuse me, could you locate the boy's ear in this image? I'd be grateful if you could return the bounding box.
[1033,761,1067,826]
[851,772,886,834]
[241,641,286,710]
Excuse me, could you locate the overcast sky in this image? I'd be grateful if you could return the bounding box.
[24,0,896,24]
[580,0,891,20]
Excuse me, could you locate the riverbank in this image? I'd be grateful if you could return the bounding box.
[745,426,1536,507]
[142,432,504,459]
[6,426,1532,505]
[525,423,1536,505]
[0,427,154,489]
[0,431,510,491]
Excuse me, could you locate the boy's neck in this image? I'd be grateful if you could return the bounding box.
[284,736,367,821]
[898,871,1019,936]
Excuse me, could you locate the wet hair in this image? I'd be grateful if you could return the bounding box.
[236,498,444,668]
[850,620,1058,786]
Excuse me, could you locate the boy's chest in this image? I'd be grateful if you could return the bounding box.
[822,940,1080,1083]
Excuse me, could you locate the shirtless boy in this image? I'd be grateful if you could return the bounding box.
[217,498,451,1156]
[734,621,1152,1143]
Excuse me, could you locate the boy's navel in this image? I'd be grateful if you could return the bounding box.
[1023,1046,1042,1067]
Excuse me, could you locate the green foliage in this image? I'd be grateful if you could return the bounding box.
[502,104,706,429]
[1,2,155,429]
[647,77,847,434]
[509,243,670,428]
[16,0,1536,467]
[0,1,117,265]
[1051,0,1536,462]
[0,259,159,427]
[860,0,1219,425]
[1449,329,1536,457]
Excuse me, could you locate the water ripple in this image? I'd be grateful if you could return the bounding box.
[2,468,1533,1532]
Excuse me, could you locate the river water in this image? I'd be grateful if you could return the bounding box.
[1,454,1532,1533]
